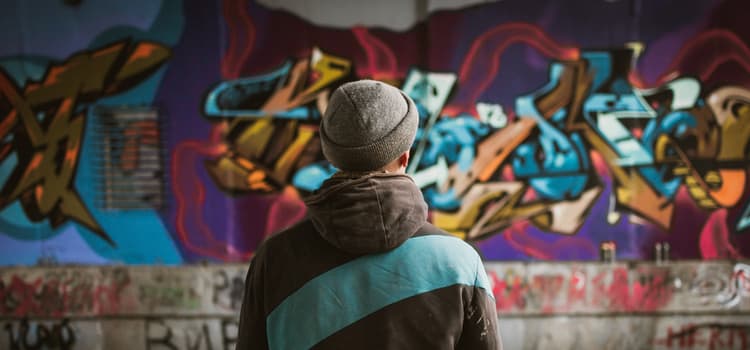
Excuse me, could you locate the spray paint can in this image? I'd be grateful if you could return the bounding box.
[599,241,616,262]
[655,242,671,263]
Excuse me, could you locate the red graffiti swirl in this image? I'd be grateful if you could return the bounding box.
[632,29,750,89]
[221,0,255,79]
[352,26,398,80]
[456,22,580,114]
[171,124,253,262]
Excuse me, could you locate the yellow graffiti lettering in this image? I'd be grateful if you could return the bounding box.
[0,41,170,244]
[261,48,351,115]
[207,48,351,193]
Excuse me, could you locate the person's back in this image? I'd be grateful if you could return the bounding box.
[236,80,501,349]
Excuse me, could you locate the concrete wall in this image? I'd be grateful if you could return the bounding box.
[2,2,750,348]
[1,261,748,349]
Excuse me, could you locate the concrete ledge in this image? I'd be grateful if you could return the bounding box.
[1,262,749,349]
[1,261,748,318]
[1,315,748,350]
[485,261,750,315]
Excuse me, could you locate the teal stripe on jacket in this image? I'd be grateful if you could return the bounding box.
[266,235,493,350]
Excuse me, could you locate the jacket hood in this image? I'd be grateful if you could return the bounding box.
[304,172,428,254]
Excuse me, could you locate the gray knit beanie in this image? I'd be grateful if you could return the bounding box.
[320,80,418,171]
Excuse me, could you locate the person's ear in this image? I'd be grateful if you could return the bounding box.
[399,151,409,170]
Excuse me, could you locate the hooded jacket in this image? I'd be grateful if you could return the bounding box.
[236,173,501,350]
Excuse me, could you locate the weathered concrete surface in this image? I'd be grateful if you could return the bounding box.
[0,265,247,317]
[499,315,750,350]
[0,262,748,349]
[0,318,239,350]
[485,261,750,314]
[1,316,748,350]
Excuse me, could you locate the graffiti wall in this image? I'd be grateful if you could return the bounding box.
[1,0,750,264]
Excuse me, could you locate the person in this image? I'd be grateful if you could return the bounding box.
[236,80,501,349]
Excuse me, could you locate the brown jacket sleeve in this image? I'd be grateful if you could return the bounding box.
[456,267,503,349]
[456,260,503,350]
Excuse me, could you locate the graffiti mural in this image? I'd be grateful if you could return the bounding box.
[2,0,750,264]
[202,47,352,194]
[0,41,170,245]
[0,0,184,265]
[193,0,750,261]
[431,48,750,242]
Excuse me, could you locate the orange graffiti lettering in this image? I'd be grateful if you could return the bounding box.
[0,41,170,244]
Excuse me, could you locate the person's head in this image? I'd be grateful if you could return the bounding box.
[319,80,418,174]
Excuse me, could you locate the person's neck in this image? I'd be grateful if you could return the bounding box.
[333,169,404,179]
